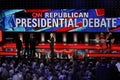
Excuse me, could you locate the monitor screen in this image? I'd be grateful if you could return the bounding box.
[2,9,120,32]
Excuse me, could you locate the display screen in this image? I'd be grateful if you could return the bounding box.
[1,9,120,32]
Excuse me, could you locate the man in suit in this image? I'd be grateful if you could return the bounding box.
[23,40,29,58]
[47,33,55,59]
[29,34,36,58]
[16,37,22,58]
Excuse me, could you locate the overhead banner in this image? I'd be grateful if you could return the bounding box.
[1,9,120,32]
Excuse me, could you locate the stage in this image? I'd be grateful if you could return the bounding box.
[0,43,120,58]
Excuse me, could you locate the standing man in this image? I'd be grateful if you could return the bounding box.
[29,34,36,58]
[23,40,29,58]
[106,32,114,49]
[16,37,22,58]
[47,33,55,59]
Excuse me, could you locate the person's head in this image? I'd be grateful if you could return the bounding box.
[109,32,112,36]
[30,34,34,39]
[50,33,54,37]
[38,76,44,80]
[100,32,104,36]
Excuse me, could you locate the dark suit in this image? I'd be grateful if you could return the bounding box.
[24,40,29,57]
[29,38,36,58]
[106,35,113,49]
[16,39,22,58]
[49,37,54,58]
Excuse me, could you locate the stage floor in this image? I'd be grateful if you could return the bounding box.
[0,43,120,58]
[2,43,120,49]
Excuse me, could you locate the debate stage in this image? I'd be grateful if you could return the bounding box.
[0,43,120,58]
